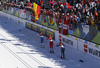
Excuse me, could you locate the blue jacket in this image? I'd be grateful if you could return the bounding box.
[40,35,44,43]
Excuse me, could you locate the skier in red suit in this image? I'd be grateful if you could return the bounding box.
[47,36,54,53]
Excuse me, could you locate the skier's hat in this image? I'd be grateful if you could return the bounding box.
[47,36,52,40]
[60,43,63,46]
[40,33,43,35]
[48,36,52,39]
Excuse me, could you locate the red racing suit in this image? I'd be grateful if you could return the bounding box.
[49,41,53,48]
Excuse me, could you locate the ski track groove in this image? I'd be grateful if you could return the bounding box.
[16,46,46,66]
[0,42,32,68]
[0,30,47,66]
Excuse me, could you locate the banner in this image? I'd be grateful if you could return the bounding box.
[46,30,54,39]
[20,18,26,27]
[26,22,32,29]
[8,7,10,14]
[39,27,46,35]
[26,11,31,21]
[11,8,14,15]
[32,24,38,32]
[14,16,18,23]
[3,7,6,12]
[15,8,19,17]
[49,16,54,26]
[19,9,26,19]
[83,25,89,35]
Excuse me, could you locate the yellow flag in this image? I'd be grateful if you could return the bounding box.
[33,3,41,20]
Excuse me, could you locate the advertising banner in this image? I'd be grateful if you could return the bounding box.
[26,11,31,21]
[83,25,89,37]
[7,7,10,14]
[88,44,100,59]
[0,11,3,17]
[39,27,46,35]
[6,13,9,20]
[8,14,11,20]
[11,8,14,15]
[12,15,15,22]
[14,8,19,17]
[61,35,77,49]
[26,22,32,29]
[10,7,12,14]
[14,16,18,24]
[46,30,55,39]
[32,24,38,32]
[55,31,60,42]
[20,18,26,27]
[78,39,100,59]
[78,40,87,52]
[10,14,13,21]
[19,9,26,19]
[3,6,6,12]
[5,6,7,13]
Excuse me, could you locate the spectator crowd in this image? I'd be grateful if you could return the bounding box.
[2,0,100,31]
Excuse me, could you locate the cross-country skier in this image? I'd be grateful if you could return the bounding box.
[47,36,54,53]
[57,42,65,59]
[39,33,44,48]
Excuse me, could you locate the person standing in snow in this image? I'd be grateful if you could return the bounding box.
[57,42,65,59]
[47,36,54,53]
[39,33,44,48]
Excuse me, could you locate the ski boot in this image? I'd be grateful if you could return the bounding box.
[60,56,62,59]
[40,45,42,48]
[42,46,45,48]
[50,50,52,53]
[63,56,65,59]
[52,51,54,53]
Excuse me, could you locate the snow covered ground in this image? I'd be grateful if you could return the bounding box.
[0,16,100,68]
